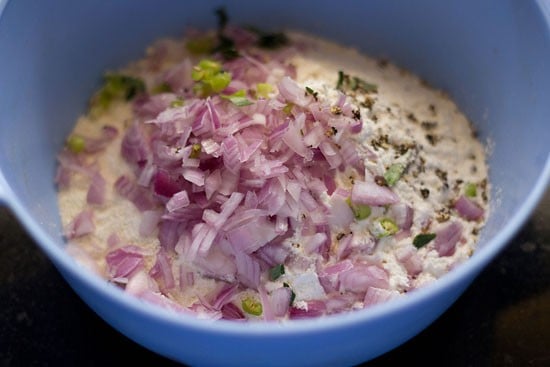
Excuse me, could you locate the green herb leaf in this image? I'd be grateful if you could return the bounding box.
[283,283,296,305]
[241,296,263,316]
[464,182,477,198]
[104,74,146,100]
[336,70,378,94]
[215,7,228,31]
[305,86,318,101]
[413,233,436,248]
[213,35,240,60]
[257,32,288,49]
[353,77,378,93]
[384,163,405,186]
[336,70,345,90]
[269,264,285,281]
[90,73,145,116]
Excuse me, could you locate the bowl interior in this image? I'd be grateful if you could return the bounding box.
[1,0,548,251]
[0,0,548,365]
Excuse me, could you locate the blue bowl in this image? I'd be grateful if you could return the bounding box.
[0,1,549,366]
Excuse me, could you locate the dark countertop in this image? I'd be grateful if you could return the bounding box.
[1,188,548,367]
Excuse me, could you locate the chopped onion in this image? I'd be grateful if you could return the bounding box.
[454,195,485,221]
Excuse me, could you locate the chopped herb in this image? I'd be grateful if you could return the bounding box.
[464,182,477,197]
[305,86,318,101]
[269,264,285,281]
[352,109,361,120]
[241,296,263,316]
[66,135,85,154]
[283,283,296,305]
[336,70,345,90]
[213,35,240,60]
[257,32,288,49]
[151,82,172,94]
[336,232,346,241]
[256,83,273,98]
[210,7,240,60]
[336,71,378,93]
[215,7,228,31]
[384,163,405,186]
[413,233,436,248]
[105,74,146,100]
[186,36,216,55]
[170,98,184,108]
[189,143,202,159]
[90,73,145,116]
[221,89,253,106]
[372,217,399,238]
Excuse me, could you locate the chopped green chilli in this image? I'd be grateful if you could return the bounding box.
[221,90,253,106]
[241,297,263,316]
[346,198,371,220]
[384,163,405,186]
[170,98,184,108]
[464,182,477,197]
[373,218,399,238]
[256,83,273,98]
[189,144,202,159]
[66,135,85,154]
[192,59,232,97]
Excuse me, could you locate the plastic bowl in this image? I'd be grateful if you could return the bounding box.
[0,1,549,366]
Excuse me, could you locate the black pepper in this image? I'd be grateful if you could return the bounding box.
[375,175,387,186]
[406,112,418,122]
[421,121,438,130]
[420,188,430,198]
[435,168,448,182]
[425,134,438,145]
